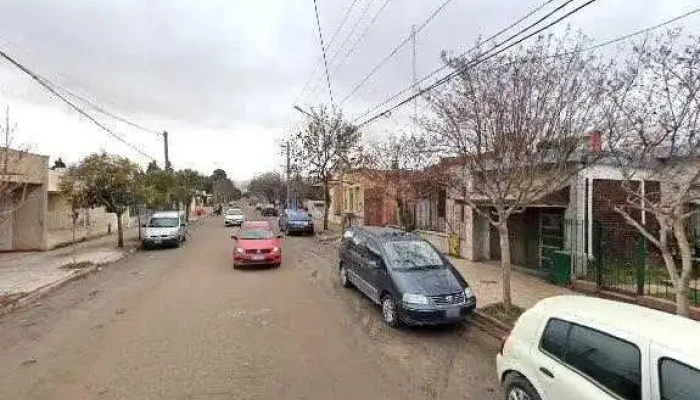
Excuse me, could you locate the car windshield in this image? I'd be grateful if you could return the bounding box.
[148,217,179,228]
[383,240,444,270]
[288,210,308,219]
[240,229,275,240]
[227,209,243,215]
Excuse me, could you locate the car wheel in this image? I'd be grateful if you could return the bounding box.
[504,374,541,400]
[339,264,352,288]
[381,294,400,328]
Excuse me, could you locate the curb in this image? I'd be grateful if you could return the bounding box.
[471,310,512,341]
[0,246,139,318]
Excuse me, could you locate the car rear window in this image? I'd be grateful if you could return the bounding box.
[564,324,641,400]
[660,358,700,400]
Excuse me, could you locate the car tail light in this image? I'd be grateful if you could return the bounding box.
[499,332,510,355]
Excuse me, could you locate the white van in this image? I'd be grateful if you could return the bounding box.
[496,295,700,400]
[142,211,187,248]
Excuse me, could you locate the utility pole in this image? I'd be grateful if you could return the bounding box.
[285,142,291,208]
[162,130,171,170]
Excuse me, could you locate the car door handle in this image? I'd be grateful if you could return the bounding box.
[539,367,554,379]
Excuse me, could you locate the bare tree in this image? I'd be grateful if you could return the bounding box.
[600,31,700,316]
[290,106,361,230]
[423,34,600,311]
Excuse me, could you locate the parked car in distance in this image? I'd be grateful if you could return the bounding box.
[261,204,278,217]
[497,295,700,400]
[141,211,187,249]
[279,208,314,236]
[255,202,264,211]
[224,207,245,226]
[232,221,282,268]
[338,226,476,327]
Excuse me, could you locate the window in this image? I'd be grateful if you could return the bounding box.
[540,318,570,359]
[383,240,444,270]
[660,358,700,400]
[564,325,641,400]
[148,217,179,228]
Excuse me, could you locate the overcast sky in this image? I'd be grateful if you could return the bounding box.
[0,0,698,182]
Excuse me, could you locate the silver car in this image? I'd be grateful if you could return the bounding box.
[141,211,187,248]
[224,208,245,226]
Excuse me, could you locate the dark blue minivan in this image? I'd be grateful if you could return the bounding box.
[279,209,315,236]
[339,226,476,327]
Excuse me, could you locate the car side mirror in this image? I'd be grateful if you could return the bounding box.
[231,235,238,240]
[276,234,283,239]
[140,223,147,228]
[181,223,187,227]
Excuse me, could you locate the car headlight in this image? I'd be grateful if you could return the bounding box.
[464,287,474,299]
[235,247,245,254]
[403,293,429,305]
[272,246,281,254]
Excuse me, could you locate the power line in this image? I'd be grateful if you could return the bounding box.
[356,0,601,127]
[303,0,379,103]
[312,0,335,103]
[40,76,162,135]
[355,4,700,127]
[339,0,458,104]
[0,49,157,160]
[329,0,393,78]
[293,0,363,105]
[352,0,570,123]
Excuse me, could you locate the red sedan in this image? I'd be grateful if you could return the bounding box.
[232,221,282,268]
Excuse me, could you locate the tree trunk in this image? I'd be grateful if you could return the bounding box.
[71,212,77,264]
[323,178,330,231]
[116,212,124,248]
[676,280,690,317]
[185,198,191,222]
[498,223,513,311]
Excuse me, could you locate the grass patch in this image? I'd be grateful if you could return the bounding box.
[59,261,94,270]
[481,303,526,326]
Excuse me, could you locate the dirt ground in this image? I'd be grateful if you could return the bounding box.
[0,213,502,400]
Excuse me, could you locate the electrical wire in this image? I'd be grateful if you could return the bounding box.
[0,49,158,160]
[301,0,379,104]
[312,0,335,103]
[353,0,597,126]
[356,4,700,128]
[39,75,162,136]
[330,0,393,78]
[339,0,458,104]
[352,0,573,123]
[356,0,602,127]
[293,0,363,105]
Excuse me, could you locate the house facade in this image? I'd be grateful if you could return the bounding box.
[0,149,49,251]
[327,169,408,228]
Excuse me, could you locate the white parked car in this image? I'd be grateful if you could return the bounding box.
[496,295,700,400]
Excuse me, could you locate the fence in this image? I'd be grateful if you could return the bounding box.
[565,219,700,307]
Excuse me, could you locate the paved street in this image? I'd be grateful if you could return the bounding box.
[0,213,501,400]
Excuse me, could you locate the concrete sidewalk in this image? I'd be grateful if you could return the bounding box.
[0,228,140,304]
[450,258,573,309]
